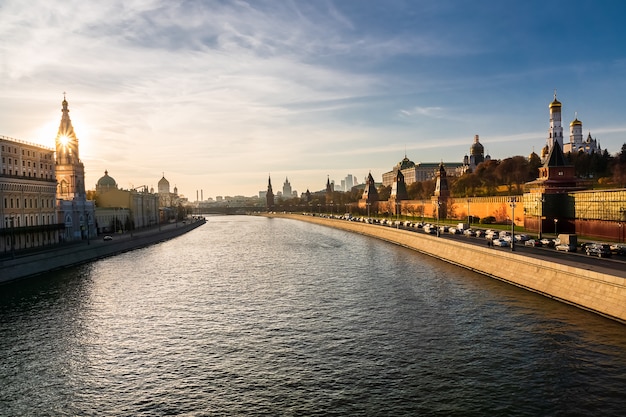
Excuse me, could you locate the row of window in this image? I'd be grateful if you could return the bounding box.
[3,231,58,251]
[4,197,55,209]
[1,169,54,179]
[3,214,56,228]
[2,157,53,170]
[1,145,53,159]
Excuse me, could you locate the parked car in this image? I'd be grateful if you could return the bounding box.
[515,234,530,242]
[540,238,555,248]
[555,243,575,252]
[485,230,498,240]
[492,238,509,247]
[463,229,476,237]
[585,243,612,258]
[610,243,626,256]
[103,235,113,241]
[525,239,541,247]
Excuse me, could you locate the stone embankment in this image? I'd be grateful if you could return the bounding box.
[0,218,206,283]
[271,213,626,324]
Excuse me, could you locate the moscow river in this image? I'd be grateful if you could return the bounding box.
[2,215,626,416]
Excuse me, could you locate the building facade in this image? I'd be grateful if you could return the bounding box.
[382,154,464,188]
[93,171,159,233]
[1,135,61,254]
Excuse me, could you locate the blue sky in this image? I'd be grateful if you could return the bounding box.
[1,0,626,198]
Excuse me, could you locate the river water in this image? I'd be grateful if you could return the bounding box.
[2,215,626,416]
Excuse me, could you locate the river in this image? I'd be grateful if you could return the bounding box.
[2,215,626,416]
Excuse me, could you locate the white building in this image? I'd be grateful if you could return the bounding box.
[542,92,601,162]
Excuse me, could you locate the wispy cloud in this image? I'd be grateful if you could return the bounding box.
[399,106,445,118]
[1,0,625,196]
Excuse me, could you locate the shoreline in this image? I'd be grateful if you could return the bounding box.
[0,218,206,283]
[268,213,626,324]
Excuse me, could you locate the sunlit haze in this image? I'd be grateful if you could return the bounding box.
[2,0,626,199]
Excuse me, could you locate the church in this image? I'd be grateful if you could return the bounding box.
[541,92,601,163]
[55,95,97,242]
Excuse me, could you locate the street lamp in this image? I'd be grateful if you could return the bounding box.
[537,197,545,239]
[6,216,15,258]
[396,201,400,227]
[367,202,371,219]
[509,197,516,251]
[554,218,558,236]
[467,198,471,227]
[435,200,441,237]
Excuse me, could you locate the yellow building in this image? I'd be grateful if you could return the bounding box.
[94,171,159,233]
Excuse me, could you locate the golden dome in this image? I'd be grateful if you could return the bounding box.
[549,99,562,109]
[570,118,582,126]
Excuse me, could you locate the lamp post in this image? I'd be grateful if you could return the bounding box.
[7,216,15,258]
[537,197,545,239]
[509,197,516,251]
[435,200,441,237]
[86,212,91,245]
[396,201,400,228]
[554,218,558,236]
[467,198,471,227]
[367,202,371,219]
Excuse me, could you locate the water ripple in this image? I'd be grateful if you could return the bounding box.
[2,215,626,416]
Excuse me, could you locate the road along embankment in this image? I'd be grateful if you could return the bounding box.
[271,214,626,324]
[0,219,205,283]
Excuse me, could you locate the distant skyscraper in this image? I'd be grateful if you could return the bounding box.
[282,177,292,198]
[345,174,354,190]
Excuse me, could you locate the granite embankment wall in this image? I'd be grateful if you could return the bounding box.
[0,220,205,283]
[273,214,626,324]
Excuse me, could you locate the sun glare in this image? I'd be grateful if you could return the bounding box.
[59,135,70,146]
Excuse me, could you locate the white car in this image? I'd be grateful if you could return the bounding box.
[492,238,509,247]
[515,234,530,242]
[555,243,575,252]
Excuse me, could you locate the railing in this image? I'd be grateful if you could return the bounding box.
[0,135,55,151]
[0,223,65,236]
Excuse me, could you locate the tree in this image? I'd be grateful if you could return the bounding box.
[495,156,530,194]
[378,185,391,201]
[452,172,481,197]
[612,143,626,186]
[474,159,499,195]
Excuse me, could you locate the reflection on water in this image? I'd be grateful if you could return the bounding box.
[2,215,626,416]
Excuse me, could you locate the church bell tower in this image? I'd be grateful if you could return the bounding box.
[55,94,86,199]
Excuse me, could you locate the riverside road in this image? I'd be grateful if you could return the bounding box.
[323,216,626,279]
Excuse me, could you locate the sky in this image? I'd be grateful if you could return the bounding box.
[1,0,626,199]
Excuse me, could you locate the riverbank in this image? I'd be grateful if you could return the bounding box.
[0,218,206,283]
[268,213,626,324]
